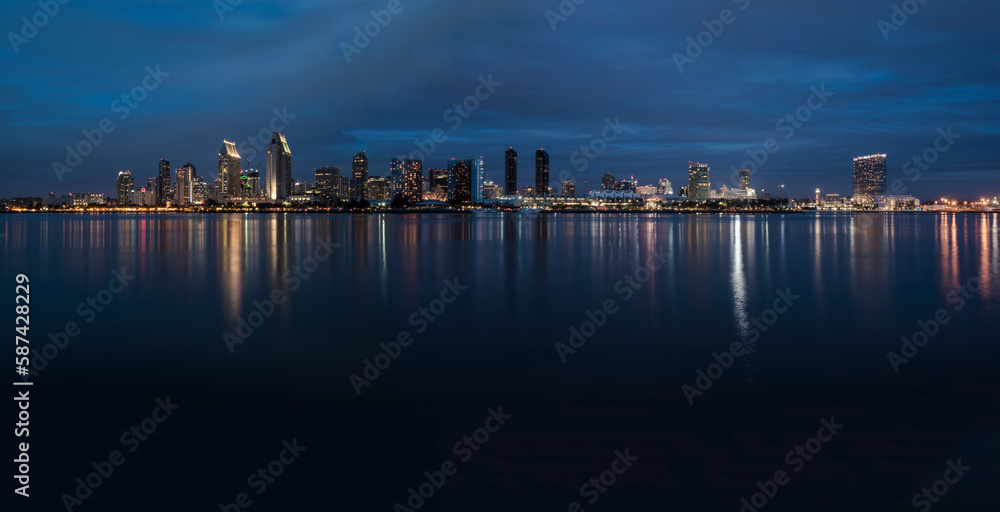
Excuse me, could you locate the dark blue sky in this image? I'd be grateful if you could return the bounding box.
[2,0,997,199]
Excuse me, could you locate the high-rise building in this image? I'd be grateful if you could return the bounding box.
[657,178,674,195]
[389,158,405,198]
[352,152,368,201]
[447,159,472,203]
[364,177,390,201]
[535,149,549,197]
[157,159,170,206]
[175,163,195,205]
[602,173,616,191]
[266,132,292,201]
[116,171,134,206]
[315,166,340,201]
[853,154,887,199]
[470,157,484,203]
[483,181,500,200]
[428,167,448,199]
[504,147,517,195]
[247,171,261,199]
[193,176,207,204]
[389,158,423,202]
[219,140,242,198]
[561,180,576,197]
[404,158,423,203]
[738,169,751,191]
[688,162,710,199]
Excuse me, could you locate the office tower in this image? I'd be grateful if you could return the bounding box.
[247,171,260,198]
[738,169,751,191]
[602,173,616,191]
[404,158,423,202]
[338,175,350,200]
[447,159,472,203]
[853,154,887,198]
[352,151,368,201]
[428,168,448,198]
[505,147,517,195]
[116,171,134,206]
[175,163,195,205]
[193,176,207,204]
[561,181,576,197]
[688,162,710,199]
[158,159,170,206]
[146,177,157,203]
[483,181,500,200]
[535,149,549,197]
[657,178,674,195]
[470,157,484,203]
[388,158,423,202]
[619,178,637,192]
[364,177,390,201]
[315,166,340,201]
[219,140,242,197]
[390,158,405,198]
[266,132,292,201]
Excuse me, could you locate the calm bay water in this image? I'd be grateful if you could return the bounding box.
[2,212,998,511]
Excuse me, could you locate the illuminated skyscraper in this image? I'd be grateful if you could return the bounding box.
[738,169,751,191]
[505,147,517,195]
[535,149,549,197]
[116,171,134,206]
[561,181,576,197]
[315,166,340,201]
[447,159,472,203]
[688,162,710,199]
[157,159,170,206]
[602,173,616,191]
[389,158,423,202]
[470,157,484,203]
[266,132,292,201]
[853,154,887,199]
[219,140,242,197]
[175,163,195,206]
[352,151,368,201]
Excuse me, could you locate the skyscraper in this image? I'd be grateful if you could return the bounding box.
[853,154,887,199]
[470,157,484,203]
[266,132,292,201]
[738,169,751,191]
[688,162,710,199]
[561,181,576,197]
[175,163,195,206]
[504,147,517,195]
[404,158,423,203]
[535,149,549,197]
[352,151,368,201]
[116,171,134,206]
[219,140,242,198]
[157,159,170,206]
[657,178,674,195]
[602,173,616,191]
[428,168,448,199]
[389,158,405,198]
[447,159,472,203]
[389,157,423,202]
[315,166,340,201]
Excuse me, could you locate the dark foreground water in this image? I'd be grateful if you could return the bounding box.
[2,212,998,511]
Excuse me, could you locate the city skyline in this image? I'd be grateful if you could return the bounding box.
[1,1,996,199]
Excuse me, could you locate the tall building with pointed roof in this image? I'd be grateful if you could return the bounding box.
[218,140,242,198]
[266,132,292,201]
